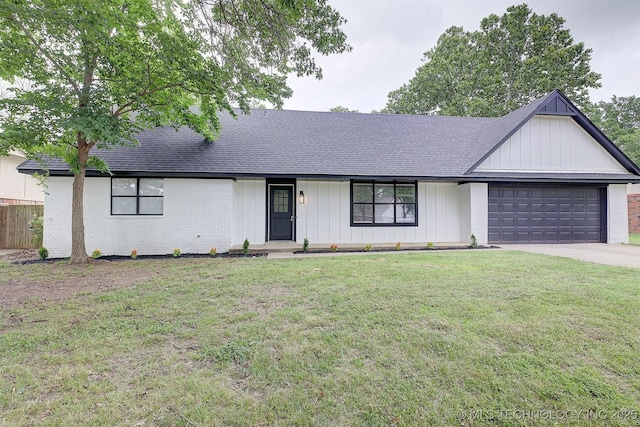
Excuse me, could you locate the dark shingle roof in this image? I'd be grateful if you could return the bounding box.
[18,91,640,182]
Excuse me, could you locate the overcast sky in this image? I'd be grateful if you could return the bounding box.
[284,0,640,113]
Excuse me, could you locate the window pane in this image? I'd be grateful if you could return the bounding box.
[139,197,163,215]
[396,184,415,203]
[396,203,416,223]
[353,184,373,203]
[112,178,137,196]
[112,197,136,214]
[352,204,373,223]
[273,189,289,213]
[139,178,164,196]
[374,203,394,223]
[374,184,394,203]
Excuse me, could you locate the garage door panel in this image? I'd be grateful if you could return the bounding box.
[488,186,603,244]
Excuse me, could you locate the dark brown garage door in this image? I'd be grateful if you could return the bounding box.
[488,186,605,243]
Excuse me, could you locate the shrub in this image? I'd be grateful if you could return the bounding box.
[426,242,434,250]
[302,238,309,253]
[394,242,401,251]
[38,247,49,261]
[330,244,338,252]
[364,244,372,252]
[173,248,181,257]
[209,247,217,256]
[30,214,44,247]
[91,249,102,259]
[470,234,478,249]
[243,239,250,256]
[130,249,138,259]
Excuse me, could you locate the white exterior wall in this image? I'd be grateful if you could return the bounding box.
[476,116,627,173]
[458,183,488,245]
[233,179,266,245]
[43,177,234,258]
[608,184,629,243]
[0,152,44,204]
[296,180,461,244]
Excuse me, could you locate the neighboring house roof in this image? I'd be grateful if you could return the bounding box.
[18,90,640,183]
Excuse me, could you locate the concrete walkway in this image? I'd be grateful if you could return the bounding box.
[500,243,640,268]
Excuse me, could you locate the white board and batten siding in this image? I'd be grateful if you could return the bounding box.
[233,179,266,245]
[295,180,464,245]
[476,115,628,173]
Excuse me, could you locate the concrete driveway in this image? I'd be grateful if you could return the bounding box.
[500,243,640,268]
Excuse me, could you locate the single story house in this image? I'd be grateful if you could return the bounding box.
[18,90,640,258]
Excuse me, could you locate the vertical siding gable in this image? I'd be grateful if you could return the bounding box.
[475,116,628,173]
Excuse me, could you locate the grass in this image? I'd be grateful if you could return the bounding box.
[629,233,640,246]
[1,251,639,426]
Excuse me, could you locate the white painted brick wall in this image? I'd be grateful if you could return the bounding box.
[608,184,629,243]
[43,177,73,258]
[43,177,234,258]
[459,183,488,245]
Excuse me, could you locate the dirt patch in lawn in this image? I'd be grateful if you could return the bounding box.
[0,251,167,310]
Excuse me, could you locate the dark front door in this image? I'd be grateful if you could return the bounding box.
[270,186,294,240]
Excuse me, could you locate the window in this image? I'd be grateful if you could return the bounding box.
[351,181,417,226]
[111,178,164,215]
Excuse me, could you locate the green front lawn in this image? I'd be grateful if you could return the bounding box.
[629,233,640,246]
[1,252,639,426]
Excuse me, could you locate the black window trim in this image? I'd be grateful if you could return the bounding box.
[111,177,164,216]
[350,180,418,227]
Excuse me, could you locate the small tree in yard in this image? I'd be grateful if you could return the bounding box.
[0,0,349,263]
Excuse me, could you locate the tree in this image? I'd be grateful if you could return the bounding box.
[384,4,601,117]
[330,105,359,113]
[590,96,640,165]
[0,0,349,263]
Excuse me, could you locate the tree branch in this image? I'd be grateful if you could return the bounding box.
[9,14,81,97]
[112,83,185,117]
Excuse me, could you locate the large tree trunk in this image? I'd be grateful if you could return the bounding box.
[69,138,92,264]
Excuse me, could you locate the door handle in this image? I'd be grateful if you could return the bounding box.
[290,215,294,222]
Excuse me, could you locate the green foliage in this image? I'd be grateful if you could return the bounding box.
[243,238,250,256]
[37,247,48,261]
[364,243,372,252]
[470,234,478,249]
[173,248,181,258]
[0,0,350,155]
[329,105,359,113]
[91,249,102,259]
[302,237,309,253]
[588,96,640,166]
[0,0,349,260]
[426,242,434,250]
[29,214,43,247]
[384,4,600,117]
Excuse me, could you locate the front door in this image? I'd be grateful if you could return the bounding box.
[269,185,294,240]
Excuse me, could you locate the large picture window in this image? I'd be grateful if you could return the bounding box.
[351,181,417,226]
[111,178,164,215]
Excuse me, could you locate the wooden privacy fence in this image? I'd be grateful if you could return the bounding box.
[0,205,44,249]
